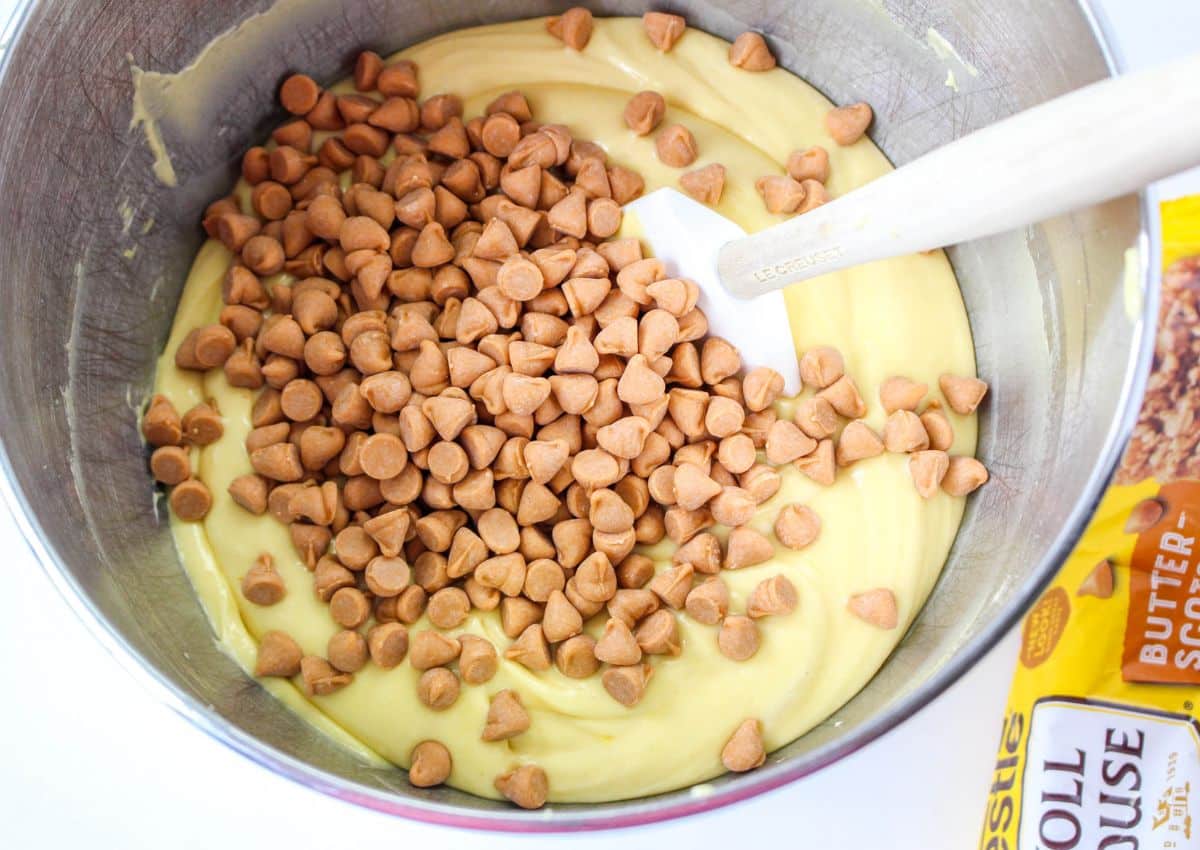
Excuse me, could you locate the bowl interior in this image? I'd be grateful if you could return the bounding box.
[0,0,1144,829]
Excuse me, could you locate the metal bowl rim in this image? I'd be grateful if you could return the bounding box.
[0,0,1159,832]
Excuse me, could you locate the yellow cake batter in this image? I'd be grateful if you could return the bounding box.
[153,16,977,802]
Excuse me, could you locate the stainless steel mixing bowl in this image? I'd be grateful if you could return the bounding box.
[0,0,1153,831]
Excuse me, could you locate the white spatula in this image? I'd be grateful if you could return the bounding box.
[630,52,1200,381]
[716,52,1200,300]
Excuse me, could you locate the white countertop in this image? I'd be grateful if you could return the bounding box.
[3,1,1197,846]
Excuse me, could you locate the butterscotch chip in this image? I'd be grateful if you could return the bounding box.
[334,525,379,570]
[519,527,556,562]
[794,439,836,487]
[313,556,354,602]
[643,11,686,50]
[592,617,642,666]
[909,450,950,498]
[684,577,729,625]
[607,588,660,628]
[421,586,467,629]
[417,667,460,711]
[667,388,707,439]
[718,616,760,661]
[549,188,589,239]
[879,377,928,413]
[180,402,223,446]
[594,417,649,461]
[742,411,776,449]
[747,575,798,619]
[474,508,519,556]
[702,396,743,440]
[1125,498,1165,534]
[938,373,989,415]
[679,163,725,205]
[630,608,677,657]
[836,420,884,467]
[555,635,600,679]
[589,488,635,534]
[1078,559,1115,598]
[602,662,653,707]
[655,124,698,168]
[328,586,370,629]
[756,175,806,214]
[179,324,239,370]
[242,555,287,607]
[443,527,485,580]
[729,369,778,415]
[395,585,429,624]
[798,347,843,389]
[228,474,269,515]
[170,479,213,521]
[255,630,303,678]
[409,630,461,671]
[624,91,666,136]
[575,551,618,602]
[448,634,495,686]
[300,656,352,696]
[327,630,369,674]
[541,589,583,643]
[547,6,593,49]
[646,278,699,318]
[562,576,602,619]
[364,623,407,670]
[502,373,552,417]
[790,397,835,441]
[482,689,531,743]
[920,405,955,452]
[663,505,714,545]
[150,446,190,486]
[766,420,818,465]
[673,462,721,511]
[722,719,766,772]
[494,764,549,810]
[428,441,470,485]
[461,576,497,612]
[826,102,873,145]
[671,532,719,575]
[729,32,776,70]
[709,487,757,528]
[724,527,774,570]
[409,740,452,788]
[516,481,559,526]
[847,588,898,629]
[143,395,182,447]
[941,456,989,496]
[713,434,753,476]
[587,198,623,239]
[819,375,867,419]
[570,448,620,491]
[475,552,527,597]
[614,554,654,591]
[291,524,332,568]
[505,623,551,671]
[774,504,821,550]
[648,561,694,610]
[355,432,407,481]
[787,146,830,183]
[883,410,930,454]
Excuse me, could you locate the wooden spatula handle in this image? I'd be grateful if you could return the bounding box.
[717,52,1200,299]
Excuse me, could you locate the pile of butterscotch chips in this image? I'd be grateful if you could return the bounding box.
[142,9,988,808]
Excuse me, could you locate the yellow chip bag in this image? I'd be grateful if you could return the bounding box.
[980,196,1200,849]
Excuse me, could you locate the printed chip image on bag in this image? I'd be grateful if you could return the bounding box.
[980,196,1200,850]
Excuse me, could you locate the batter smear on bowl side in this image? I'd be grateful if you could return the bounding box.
[143,12,988,807]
